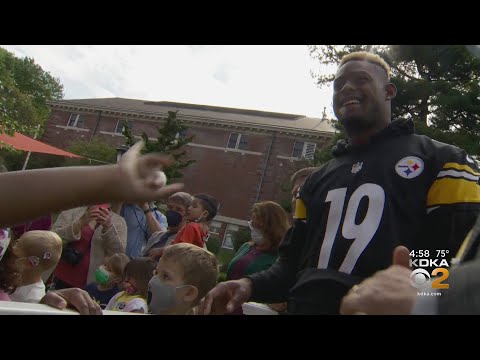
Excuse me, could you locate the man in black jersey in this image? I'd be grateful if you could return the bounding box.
[200,51,480,315]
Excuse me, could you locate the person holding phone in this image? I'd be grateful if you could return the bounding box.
[47,204,127,290]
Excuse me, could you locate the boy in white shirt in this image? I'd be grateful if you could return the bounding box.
[10,230,63,303]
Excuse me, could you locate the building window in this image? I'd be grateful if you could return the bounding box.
[227,133,248,150]
[115,119,133,134]
[222,224,239,249]
[67,113,84,128]
[175,129,187,139]
[292,141,316,160]
[209,221,222,236]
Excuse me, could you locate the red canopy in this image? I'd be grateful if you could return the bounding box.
[0,132,82,158]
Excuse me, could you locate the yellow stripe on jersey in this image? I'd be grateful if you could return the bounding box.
[427,177,480,207]
[294,198,307,220]
[442,162,480,177]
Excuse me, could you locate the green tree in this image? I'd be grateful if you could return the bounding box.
[0,47,64,137]
[206,235,221,255]
[123,111,195,182]
[64,139,117,166]
[309,45,480,155]
[0,149,65,171]
[0,138,115,171]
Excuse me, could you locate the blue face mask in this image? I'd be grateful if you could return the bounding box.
[165,210,183,227]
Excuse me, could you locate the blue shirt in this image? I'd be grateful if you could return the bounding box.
[85,283,121,309]
[120,204,167,258]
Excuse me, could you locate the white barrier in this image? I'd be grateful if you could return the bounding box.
[0,301,144,315]
[0,300,277,315]
[242,302,278,315]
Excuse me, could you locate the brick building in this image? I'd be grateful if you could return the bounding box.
[43,98,335,248]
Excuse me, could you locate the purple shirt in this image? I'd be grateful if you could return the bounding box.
[11,215,52,239]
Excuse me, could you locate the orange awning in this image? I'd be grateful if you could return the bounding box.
[0,132,82,158]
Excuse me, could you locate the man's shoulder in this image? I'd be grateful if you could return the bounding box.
[418,135,479,169]
[411,133,465,154]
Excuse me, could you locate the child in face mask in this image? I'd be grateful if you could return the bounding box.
[171,193,218,249]
[225,201,291,314]
[84,253,129,309]
[147,243,218,315]
[10,231,63,303]
[105,257,157,313]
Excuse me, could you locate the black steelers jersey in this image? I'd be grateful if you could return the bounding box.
[248,119,480,314]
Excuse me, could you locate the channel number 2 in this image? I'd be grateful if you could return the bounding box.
[317,183,385,273]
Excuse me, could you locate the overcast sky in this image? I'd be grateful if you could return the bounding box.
[2,45,336,119]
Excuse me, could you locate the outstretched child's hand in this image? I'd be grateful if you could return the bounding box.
[115,141,183,203]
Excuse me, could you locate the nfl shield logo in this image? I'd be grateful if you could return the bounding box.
[351,162,363,174]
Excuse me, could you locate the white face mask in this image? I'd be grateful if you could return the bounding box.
[194,210,207,223]
[248,221,264,245]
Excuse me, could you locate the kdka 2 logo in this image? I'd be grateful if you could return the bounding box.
[409,258,450,290]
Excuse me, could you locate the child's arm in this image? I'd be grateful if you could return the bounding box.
[0,141,183,228]
[52,208,82,243]
[138,203,166,236]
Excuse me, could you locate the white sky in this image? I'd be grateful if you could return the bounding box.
[1,45,336,119]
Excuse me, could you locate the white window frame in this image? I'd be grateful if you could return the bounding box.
[115,119,133,134]
[175,129,187,139]
[227,133,246,150]
[222,224,239,249]
[292,141,316,160]
[67,113,84,128]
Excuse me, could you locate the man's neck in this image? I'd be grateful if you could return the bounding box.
[20,270,42,287]
[347,120,390,146]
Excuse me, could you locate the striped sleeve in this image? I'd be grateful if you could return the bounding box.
[427,155,480,207]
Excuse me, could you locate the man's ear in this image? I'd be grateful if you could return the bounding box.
[385,83,397,100]
[183,286,199,303]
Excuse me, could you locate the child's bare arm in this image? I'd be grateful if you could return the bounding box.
[0,142,183,228]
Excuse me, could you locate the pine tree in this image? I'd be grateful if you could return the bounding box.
[308,45,480,155]
[123,111,195,183]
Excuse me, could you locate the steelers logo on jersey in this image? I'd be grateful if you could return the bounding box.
[395,156,424,179]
